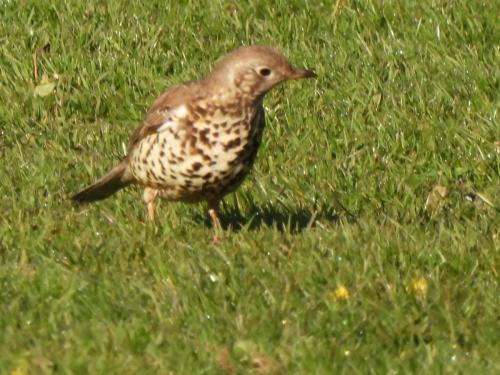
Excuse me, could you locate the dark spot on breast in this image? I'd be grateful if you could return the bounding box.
[192,162,202,171]
[196,106,208,116]
[224,138,241,151]
[213,132,219,138]
[203,172,212,179]
[160,151,165,157]
[190,136,197,147]
[199,128,210,146]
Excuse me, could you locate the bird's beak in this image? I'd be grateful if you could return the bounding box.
[289,67,317,79]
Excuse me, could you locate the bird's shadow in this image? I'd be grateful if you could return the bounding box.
[195,203,352,233]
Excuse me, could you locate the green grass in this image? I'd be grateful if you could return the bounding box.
[1,0,499,373]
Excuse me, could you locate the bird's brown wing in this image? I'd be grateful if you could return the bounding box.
[127,83,198,151]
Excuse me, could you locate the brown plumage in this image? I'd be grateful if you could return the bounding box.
[72,45,315,237]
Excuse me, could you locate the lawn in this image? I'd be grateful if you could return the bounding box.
[0,0,498,373]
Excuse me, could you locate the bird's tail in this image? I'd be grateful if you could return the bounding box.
[71,161,132,203]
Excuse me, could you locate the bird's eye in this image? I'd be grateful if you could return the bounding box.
[259,68,272,76]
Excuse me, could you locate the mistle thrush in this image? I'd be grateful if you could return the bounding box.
[72,45,316,237]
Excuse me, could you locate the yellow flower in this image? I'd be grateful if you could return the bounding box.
[333,285,350,301]
[408,277,428,298]
[10,369,27,375]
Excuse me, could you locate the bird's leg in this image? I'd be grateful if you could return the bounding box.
[207,199,222,243]
[143,188,158,221]
[147,201,156,221]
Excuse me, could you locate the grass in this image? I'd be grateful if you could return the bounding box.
[0,0,498,373]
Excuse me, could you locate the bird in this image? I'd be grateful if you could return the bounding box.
[71,45,316,239]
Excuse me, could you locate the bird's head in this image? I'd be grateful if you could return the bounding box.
[210,45,316,98]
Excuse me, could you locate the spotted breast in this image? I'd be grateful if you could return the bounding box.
[128,94,265,202]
